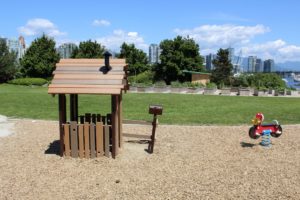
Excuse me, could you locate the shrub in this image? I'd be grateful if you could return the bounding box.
[129,70,154,85]
[8,78,48,86]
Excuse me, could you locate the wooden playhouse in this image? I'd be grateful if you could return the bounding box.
[48,52,128,159]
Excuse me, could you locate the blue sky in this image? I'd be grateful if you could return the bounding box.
[1,0,300,63]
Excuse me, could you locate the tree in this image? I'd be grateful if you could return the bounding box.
[211,48,233,87]
[155,36,203,84]
[118,42,148,75]
[71,40,106,58]
[20,34,60,78]
[0,39,17,82]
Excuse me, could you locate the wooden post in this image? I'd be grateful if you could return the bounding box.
[70,94,78,122]
[148,114,158,154]
[111,95,119,158]
[58,94,66,156]
[118,95,123,148]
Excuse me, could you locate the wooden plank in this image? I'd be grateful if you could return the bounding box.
[96,122,104,157]
[50,79,123,85]
[90,123,96,158]
[58,94,66,157]
[58,58,126,64]
[70,94,77,121]
[49,84,124,89]
[84,122,90,158]
[104,125,110,158]
[54,66,125,72]
[92,114,96,124]
[51,79,124,85]
[148,115,158,154]
[122,119,152,125]
[54,74,125,80]
[96,114,101,122]
[123,133,151,139]
[70,121,78,158]
[78,124,84,158]
[48,87,122,95]
[53,70,125,75]
[63,124,70,156]
[85,113,91,123]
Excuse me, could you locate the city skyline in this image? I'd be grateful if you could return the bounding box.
[1,0,300,64]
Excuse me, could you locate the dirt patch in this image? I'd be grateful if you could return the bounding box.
[0,119,299,199]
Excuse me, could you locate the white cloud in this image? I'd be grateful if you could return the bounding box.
[96,30,148,51]
[174,24,270,49]
[174,24,300,62]
[92,19,111,26]
[18,18,66,37]
[242,40,300,62]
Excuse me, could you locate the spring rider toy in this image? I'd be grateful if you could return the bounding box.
[248,112,283,140]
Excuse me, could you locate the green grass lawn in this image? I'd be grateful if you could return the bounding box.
[0,84,299,125]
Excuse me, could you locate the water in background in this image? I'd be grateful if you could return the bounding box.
[282,75,300,90]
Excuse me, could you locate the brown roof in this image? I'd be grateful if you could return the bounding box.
[48,58,128,95]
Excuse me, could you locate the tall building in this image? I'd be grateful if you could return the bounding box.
[149,44,160,64]
[1,36,26,60]
[205,53,217,71]
[255,58,263,72]
[248,56,257,72]
[263,59,275,72]
[228,47,235,63]
[57,43,77,58]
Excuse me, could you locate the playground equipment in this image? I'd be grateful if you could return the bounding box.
[48,52,129,159]
[248,112,283,140]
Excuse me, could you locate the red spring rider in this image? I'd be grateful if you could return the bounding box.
[248,112,283,139]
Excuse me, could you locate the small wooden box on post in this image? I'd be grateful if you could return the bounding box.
[48,51,128,159]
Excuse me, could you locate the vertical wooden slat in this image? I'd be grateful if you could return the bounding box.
[104,125,110,158]
[78,124,84,158]
[85,113,91,123]
[92,114,96,124]
[102,116,106,125]
[96,114,101,122]
[70,121,78,158]
[79,115,84,124]
[96,122,104,157]
[106,114,112,125]
[58,94,66,157]
[63,124,70,157]
[84,122,90,158]
[90,123,96,158]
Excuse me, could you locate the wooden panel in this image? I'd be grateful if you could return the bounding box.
[63,124,70,156]
[111,95,119,159]
[59,58,126,64]
[49,84,124,89]
[90,123,96,158]
[48,87,122,95]
[84,122,90,159]
[53,70,125,75]
[51,79,123,85]
[78,124,84,158]
[104,125,110,158]
[70,121,78,158]
[55,66,125,72]
[54,74,124,80]
[96,122,104,157]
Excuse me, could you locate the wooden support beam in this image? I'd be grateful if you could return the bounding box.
[111,95,119,159]
[58,94,66,156]
[70,121,78,158]
[70,94,78,122]
[119,95,123,148]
